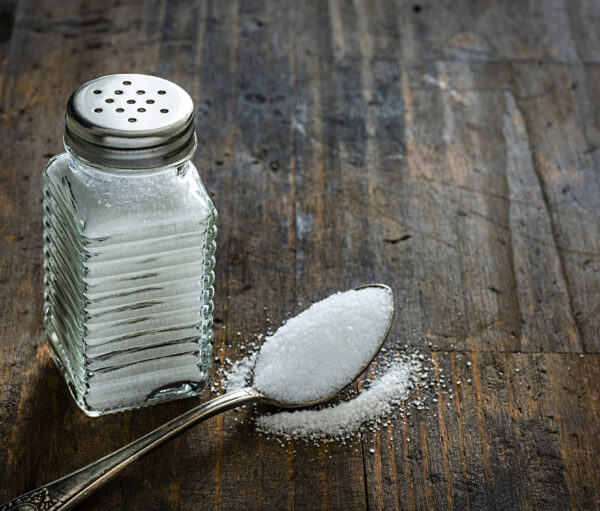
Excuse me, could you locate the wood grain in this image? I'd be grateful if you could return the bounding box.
[0,1,599,509]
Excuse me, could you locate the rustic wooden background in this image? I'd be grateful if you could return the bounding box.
[1,0,599,509]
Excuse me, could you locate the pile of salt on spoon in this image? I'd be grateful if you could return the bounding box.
[213,286,436,443]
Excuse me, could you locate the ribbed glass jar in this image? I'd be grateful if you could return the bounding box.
[43,75,216,415]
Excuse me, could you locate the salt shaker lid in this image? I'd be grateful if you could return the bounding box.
[64,74,196,169]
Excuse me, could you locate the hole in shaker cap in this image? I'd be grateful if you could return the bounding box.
[146,99,155,104]
[157,90,166,95]
[123,80,132,85]
[160,108,169,113]
[136,90,145,95]
[116,108,124,112]
[128,118,137,123]
[137,107,146,112]
[93,89,102,94]
[115,90,123,95]
[94,108,102,113]
[105,98,114,103]
[127,99,135,104]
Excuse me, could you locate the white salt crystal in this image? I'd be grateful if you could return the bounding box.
[215,287,434,443]
[253,287,394,403]
[223,352,257,393]
[255,358,419,441]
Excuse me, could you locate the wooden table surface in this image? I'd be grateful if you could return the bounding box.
[1,1,599,509]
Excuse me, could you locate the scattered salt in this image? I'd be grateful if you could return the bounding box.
[212,286,448,444]
[253,287,393,403]
[223,352,257,393]
[255,357,421,441]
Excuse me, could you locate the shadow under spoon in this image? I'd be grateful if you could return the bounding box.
[2,283,394,511]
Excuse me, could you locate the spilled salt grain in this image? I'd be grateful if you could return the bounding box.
[214,286,440,443]
[220,349,430,443]
[253,287,393,403]
[223,352,257,393]
[255,357,421,441]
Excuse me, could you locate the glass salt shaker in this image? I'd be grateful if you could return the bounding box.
[42,74,217,416]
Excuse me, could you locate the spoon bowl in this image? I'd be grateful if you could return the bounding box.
[259,283,395,408]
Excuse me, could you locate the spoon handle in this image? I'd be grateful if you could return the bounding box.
[1,387,263,511]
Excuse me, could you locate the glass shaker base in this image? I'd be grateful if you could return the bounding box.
[45,328,210,417]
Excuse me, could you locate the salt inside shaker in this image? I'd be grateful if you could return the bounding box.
[43,74,217,416]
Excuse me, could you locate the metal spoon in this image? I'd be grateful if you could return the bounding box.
[2,284,394,511]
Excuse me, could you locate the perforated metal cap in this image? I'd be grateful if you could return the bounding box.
[64,74,196,169]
